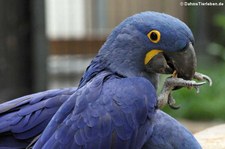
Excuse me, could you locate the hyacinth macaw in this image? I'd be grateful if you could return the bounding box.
[0,11,212,149]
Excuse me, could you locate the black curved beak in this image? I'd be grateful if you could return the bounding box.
[145,42,197,80]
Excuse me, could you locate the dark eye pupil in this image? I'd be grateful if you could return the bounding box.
[150,32,158,41]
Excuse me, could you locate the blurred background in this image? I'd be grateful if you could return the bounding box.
[0,0,224,131]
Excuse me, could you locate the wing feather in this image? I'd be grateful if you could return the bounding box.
[34,72,157,149]
[0,88,77,148]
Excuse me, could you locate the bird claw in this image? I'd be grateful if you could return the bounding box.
[168,93,180,110]
[194,72,212,86]
[157,72,212,109]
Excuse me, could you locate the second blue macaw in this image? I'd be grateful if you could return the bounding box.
[0,11,212,149]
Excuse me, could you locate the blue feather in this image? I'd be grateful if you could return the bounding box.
[97,113,111,137]
[13,118,50,139]
[143,110,201,149]
[74,129,86,145]
[0,88,76,148]
[32,71,158,148]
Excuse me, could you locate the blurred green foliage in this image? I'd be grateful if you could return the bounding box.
[213,14,225,32]
[206,42,225,61]
[206,14,225,61]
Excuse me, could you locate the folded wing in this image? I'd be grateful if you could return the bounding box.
[0,87,77,148]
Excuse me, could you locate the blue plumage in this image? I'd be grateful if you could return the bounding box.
[0,88,76,148]
[0,11,202,149]
[33,71,157,149]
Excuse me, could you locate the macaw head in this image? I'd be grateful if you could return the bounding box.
[97,11,196,88]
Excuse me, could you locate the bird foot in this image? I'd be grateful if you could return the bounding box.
[194,72,212,86]
[157,72,212,109]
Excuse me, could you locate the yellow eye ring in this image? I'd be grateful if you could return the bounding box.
[147,30,161,43]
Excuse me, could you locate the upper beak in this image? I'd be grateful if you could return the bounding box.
[145,42,197,80]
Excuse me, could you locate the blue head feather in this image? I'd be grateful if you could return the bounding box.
[80,11,194,87]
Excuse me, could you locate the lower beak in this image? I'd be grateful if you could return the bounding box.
[145,42,197,80]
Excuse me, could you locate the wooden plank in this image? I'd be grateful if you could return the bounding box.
[49,39,105,55]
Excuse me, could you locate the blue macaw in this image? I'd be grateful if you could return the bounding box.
[0,11,211,149]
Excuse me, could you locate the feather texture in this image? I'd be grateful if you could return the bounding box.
[33,71,157,149]
[0,88,77,148]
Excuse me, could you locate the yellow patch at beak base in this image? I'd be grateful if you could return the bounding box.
[144,50,163,65]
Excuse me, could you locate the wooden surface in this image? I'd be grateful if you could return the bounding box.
[194,124,225,149]
[49,39,105,55]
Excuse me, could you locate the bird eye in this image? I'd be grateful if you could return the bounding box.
[147,30,161,43]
